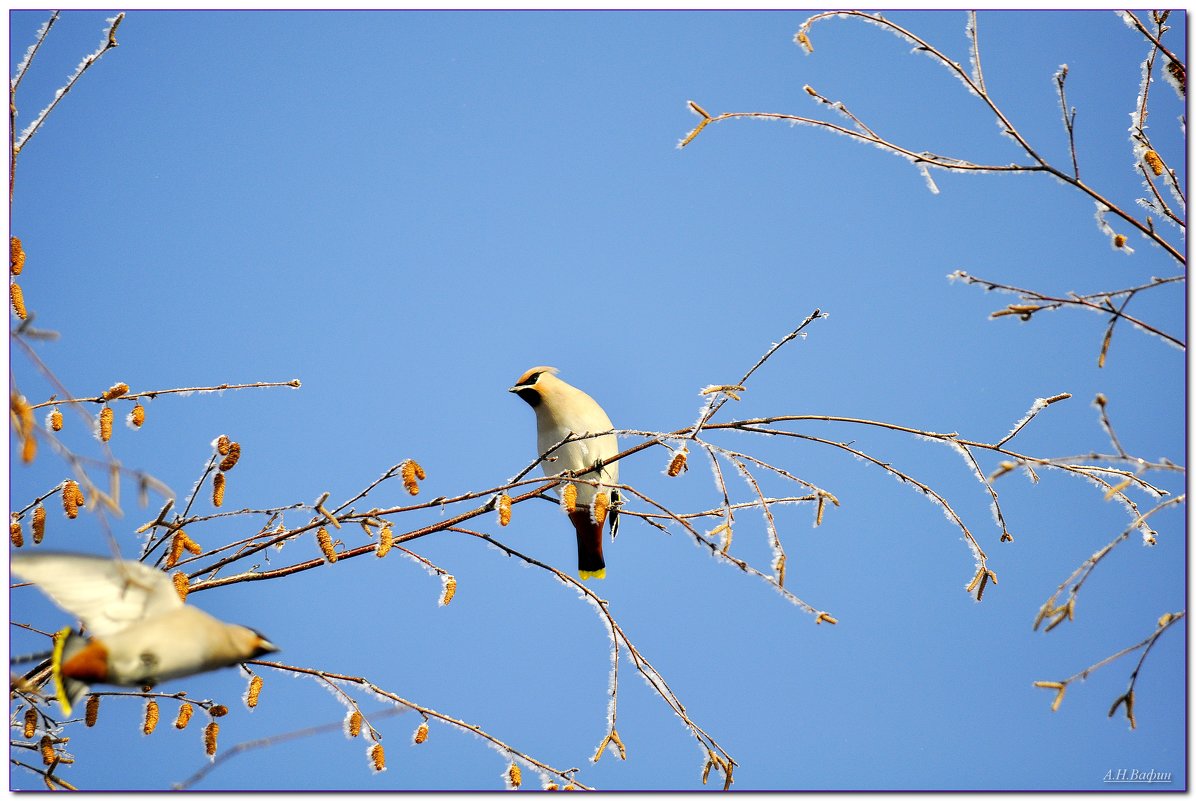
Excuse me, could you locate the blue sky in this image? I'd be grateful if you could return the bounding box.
[8,9,1186,791]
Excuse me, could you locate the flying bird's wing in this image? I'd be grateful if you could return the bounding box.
[11,552,183,637]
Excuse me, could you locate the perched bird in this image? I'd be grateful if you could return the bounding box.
[509,366,620,580]
[11,552,277,714]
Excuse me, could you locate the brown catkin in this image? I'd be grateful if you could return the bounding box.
[216,435,231,455]
[11,236,25,275]
[62,480,81,519]
[212,472,226,507]
[1113,234,1128,248]
[246,675,263,708]
[666,450,688,477]
[130,403,145,428]
[99,407,114,442]
[23,708,37,738]
[49,407,63,431]
[218,442,241,471]
[85,694,100,727]
[101,382,129,401]
[39,735,55,765]
[376,524,394,558]
[347,710,363,738]
[175,702,194,729]
[11,281,27,319]
[204,721,219,756]
[209,705,229,718]
[440,575,457,606]
[172,571,190,601]
[31,505,46,544]
[508,762,522,789]
[143,699,160,735]
[1167,59,1186,95]
[414,721,429,744]
[401,460,423,495]
[370,742,386,772]
[497,494,512,526]
[317,527,337,563]
[11,520,23,548]
[562,483,578,513]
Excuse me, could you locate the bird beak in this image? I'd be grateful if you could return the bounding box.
[255,637,280,656]
[507,385,522,393]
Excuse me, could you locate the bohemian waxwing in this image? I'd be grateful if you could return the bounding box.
[11,552,278,714]
[509,367,620,580]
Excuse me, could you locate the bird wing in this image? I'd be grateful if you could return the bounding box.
[11,552,183,637]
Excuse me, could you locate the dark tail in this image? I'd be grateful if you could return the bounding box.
[50,627,91,716]
[568,511,606,580]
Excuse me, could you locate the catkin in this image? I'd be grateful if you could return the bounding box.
[497,494,512,526]
[175,702,194,729]
[347,710,363,738]
[216,435,231,455]
[317,527,337,563]
[218,442,241,471]
[101,382,129,401]
[1167,59,1186,95]
[172,571,189,601]
[507,762,522,789]
[209,705,229,718]
[99,407,114,442]
[370,742,386,772]
[246,675,263,708]
[1144,149,1165,176]
[167,532,186,568]
[440,575,457,606]
[85,695,100,727]
[23,708,37,738]
[666,449,688,477]
[62,480,81,519]
[11,281,27,320]
[204,721,219,756]
[39,735,55,765]
[212,472,226,507]
[562,483,577,513]
[1113,234,1128,248]
[129,403,145,428]
[401,460,423,495]
[414,721,429,744]
[10,236,25,275]
[32,505,46,544]
[376,524,394,558]
[181,531,202,554]
[592,492,609,528]
[49,407,63,431]
[143,699,160,735]
[10,520,23,547]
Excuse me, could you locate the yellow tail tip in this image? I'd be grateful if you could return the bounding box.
[50,626,73,715]
[579,569,606,580]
